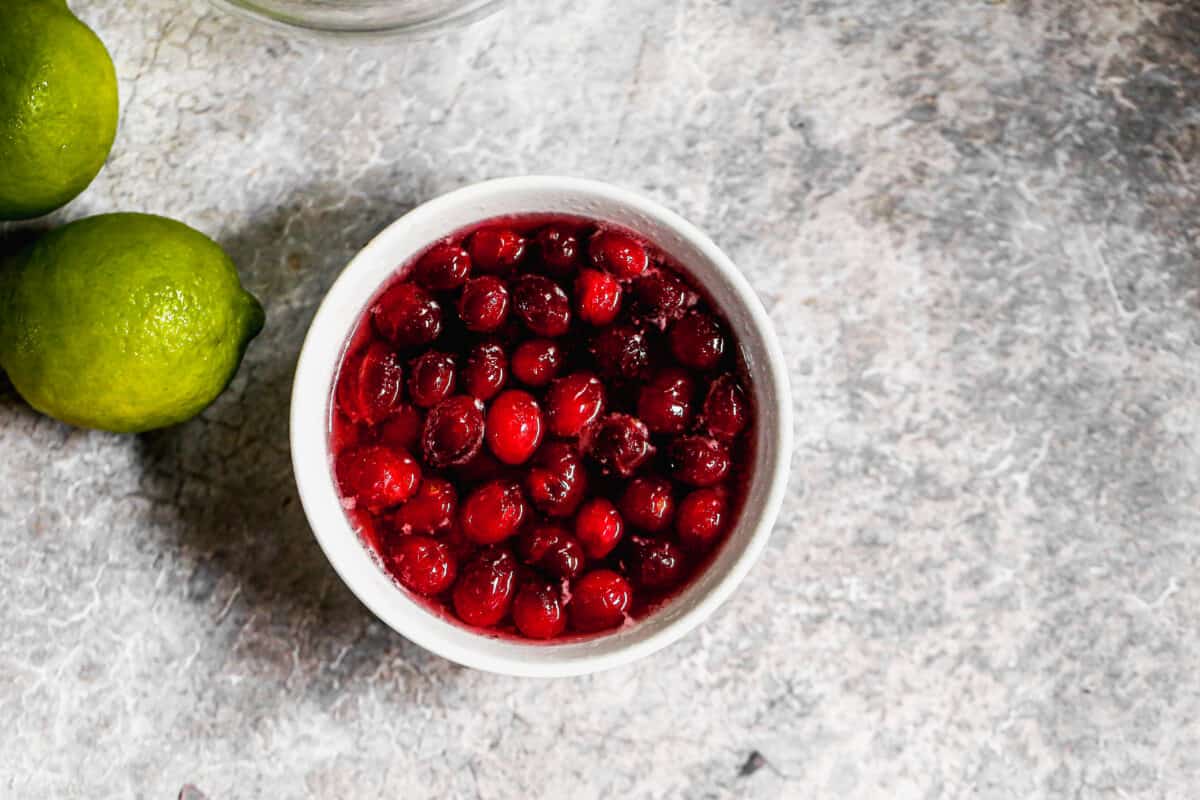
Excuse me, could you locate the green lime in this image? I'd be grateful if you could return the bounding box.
[0,213,265,433]
[0,0,120,220]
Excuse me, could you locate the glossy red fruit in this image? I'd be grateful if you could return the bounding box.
[545,372,605,438]
[413,243,471,290]
[634,270,694,324]
[589,324,650,379]
[570,570,632,633]
[457,276,510,333]
[628,538,687,590]
[387,535,457,596]
[453,546,517,627]
[460,480,528,544]
[525,441,588,517]
[512,582,567,640]
[378,403,423,452]
[421,395,485,467]
[486,390,545,465]
[394,477,457,536]
[574,498,624,559]
[637,367,695,434]
[537,224,580,274]
[668,436,731,486]
[517,525,585,580]
[337,342,404,425]
[587,414,652,477]
[407,351,456,408]
[702,374,749,440]
[676,487,728,552]
[462,342,508,401]
[468,228,526,274]
[619,475,675,533]
[510,339,562,387]
[575,268,623,326]
[513,274,571,337]
[669,311,726,370]
[588,230,649,279]
[452,449,505,484]
[373,282,443,347]
[336,445,421,511]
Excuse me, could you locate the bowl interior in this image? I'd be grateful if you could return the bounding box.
[291,178,791,676]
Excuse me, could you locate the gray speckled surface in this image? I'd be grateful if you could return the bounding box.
[2,1,1199,797]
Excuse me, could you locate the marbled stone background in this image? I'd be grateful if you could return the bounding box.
[2,1,1198,797]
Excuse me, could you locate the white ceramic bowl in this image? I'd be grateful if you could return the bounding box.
[291,176,791,677]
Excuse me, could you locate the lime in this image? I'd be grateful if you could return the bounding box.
[0,213,265,433]
[0,0,120,220]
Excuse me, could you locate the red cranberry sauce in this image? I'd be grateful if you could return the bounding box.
[329,215,754,641]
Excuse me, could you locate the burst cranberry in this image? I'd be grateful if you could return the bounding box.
[628,538,688,590]
[336,445,421,511]
[587,414,652,477]
[387,535,457,596]
[407,351,456,408]
[703,374,748,440]
[669,311,726,370]
[619,475,674,533]
[512,274,571,337]
[511,339,562,387]
[637,367,695,434]
[570,570,632,632]
[526,441,587,517]
[676,487,728,552]
[486,390,545,465]
[453,546,517,627]
[373,283,443,347]
[512,582,567,639]
[545,372,605,437]
[379,403,423,452]
[468,228,526,273]
[589,230,648,279]
[517,525,585,579]
[337,342,404,425]
[574,497,624,559]
[537,224,580,274]
[462,342,508,401]
[460,480,528,544]
[413,243,471,290]
[575,268,623,326]
[394,476,457,535]
[421,395,485,467]
[668,436,731,486]
[457,276,510,333]
[589,324,650,379]
[634,270,694,324]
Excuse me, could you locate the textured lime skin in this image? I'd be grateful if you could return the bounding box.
[0,0,120,220]
[0,214,265,433]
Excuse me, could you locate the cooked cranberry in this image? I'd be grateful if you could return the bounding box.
[421,395,485,467]
[587,414,652,477]
[462,342,508,401]
[387,535,457,596]
[676,487,728,552]
[517,525,585,579]
[526,441,587,517]
[337,342,404,425]
[486,390,545,465]
[452,448,506,484]
[510,339,562,387]
[588,230,648,279]
[574,497,624,559]
[637,367,695,434]
[407,351,456,408]
[394,476,457,536]
[537,224,580,274]
[702,374,748,440]
[628,538,687,590]
[378,403,423,452]
[457,276,510,333]
[512,581,567,639]
[668,436,731,486]
[575,268,623,326]
[619,475,675,533]
[413,243,471,290]
[336,445,421,511]
[460,479,528,544]
[453,546,517,627]
[570,570,632,632]
[373,283,443,347]
[468,228,526,274]
[512,274,571,337]
[589,324,650,379]
[669,311,726,370]
[545,372,605,438]
[634,270,694,324]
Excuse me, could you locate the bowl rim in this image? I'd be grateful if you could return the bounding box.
[290,176,792,676]
[209,0,508,38]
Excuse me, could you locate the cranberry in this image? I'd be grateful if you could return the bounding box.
[387,535,457,596]
[453,546,517,627]
[336,445,421,511]
[378,403,423,452]
[545,372,605,438]
[486,390,545,465]
[421,395,485,467]
[702,374,749,440]
[337,342,404,425]
[457,276,510,333]
[669,311,726,370]
[668,436,731,486]
[574,497,624,559]
[628,538,688,590]
[453,449,506,484]
[537,224,580,274]
[637,367,695,434]
[526,441,588,517]
[394,476,457,536]
[373,283,443,348]
[462,342,508,401]
[513,274,571,337]
[460,479,528,544]
[468,228,526,274]
[575,268,623,326]
[512,581,567,639]
[570,570,632,632]
[586,414,652,477]
[510,339,562,387]
[517,524,585,579]
[407,351,456,408]
[413,243,471,290]
[589,324,650,379]
[588,230,648,279]
[634,270,694,324]
[676,487,728,552]
[619,475,675,533]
